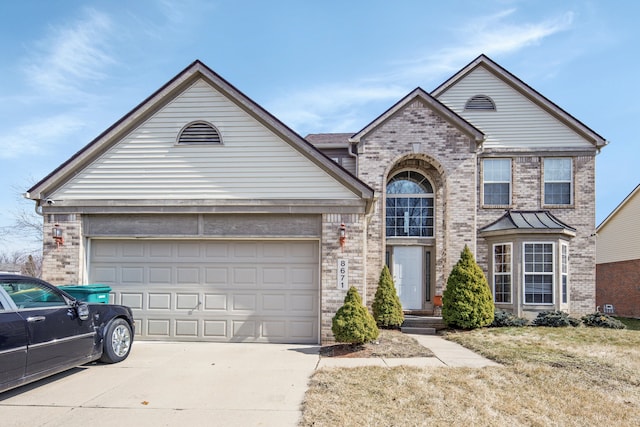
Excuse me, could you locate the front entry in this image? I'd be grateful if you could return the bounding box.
[392,246,423,310]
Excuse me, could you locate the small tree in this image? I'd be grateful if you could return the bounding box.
[442,245,494,329]
[372,265,404,328]
[332,286,379,344]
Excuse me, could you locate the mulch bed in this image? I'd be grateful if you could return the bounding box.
[320,343,374,358]
[319,329,434,358]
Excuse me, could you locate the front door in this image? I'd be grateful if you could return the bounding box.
[392,246,423,310]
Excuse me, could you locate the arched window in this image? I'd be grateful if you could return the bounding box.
[177,121,222,145]
[465,95,496,111]
[386,171,434,237]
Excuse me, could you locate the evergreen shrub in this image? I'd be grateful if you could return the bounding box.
[372,265,404,328]
[491,310,529,327]
[332,286,379,344]
[533,310,581,327]
[442,245,495,329]
[581,312,626,329]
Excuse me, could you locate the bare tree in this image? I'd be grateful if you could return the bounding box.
[1,179,43,247]
[0,179,43,277]
[0,250,42,277]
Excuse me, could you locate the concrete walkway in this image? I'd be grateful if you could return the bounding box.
[316,334,500,369]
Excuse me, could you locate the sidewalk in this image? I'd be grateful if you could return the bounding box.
[315,334,500,369]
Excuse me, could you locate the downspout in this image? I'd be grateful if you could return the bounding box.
[347,138,358,175]
[24,192,43,216]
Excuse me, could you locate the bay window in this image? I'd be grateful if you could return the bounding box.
[524,243,554,304]
[493,243,512,303]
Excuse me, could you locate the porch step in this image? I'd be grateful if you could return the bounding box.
[401,326,436,335]
[401,315,446,334]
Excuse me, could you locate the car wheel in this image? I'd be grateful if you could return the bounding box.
[100,318,132,363]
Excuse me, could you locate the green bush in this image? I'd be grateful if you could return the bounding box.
[442,245,495,329]
[533,310,580,327]
[332,286,379,344]
[581,312,626,329]
[372,265,404,329]
[490,310,529,327]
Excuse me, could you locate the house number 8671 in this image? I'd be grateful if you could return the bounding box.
[337,259,348,290]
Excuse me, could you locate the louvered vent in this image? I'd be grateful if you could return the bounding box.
[465,95,496,111]
[178,122,222,145]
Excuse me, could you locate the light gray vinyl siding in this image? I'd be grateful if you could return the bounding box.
[596,190,640,264]
[53,79,358,200]
[436,67,594,150]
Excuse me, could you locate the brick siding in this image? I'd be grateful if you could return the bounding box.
[597,259,640,318]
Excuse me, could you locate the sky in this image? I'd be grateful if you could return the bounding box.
[1,0,638,253]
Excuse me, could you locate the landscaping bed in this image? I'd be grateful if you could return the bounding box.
[319,329,433,358]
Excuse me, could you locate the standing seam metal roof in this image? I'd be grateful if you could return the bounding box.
[480,210,576,233]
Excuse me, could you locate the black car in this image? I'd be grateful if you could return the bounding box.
[0,274,134,393]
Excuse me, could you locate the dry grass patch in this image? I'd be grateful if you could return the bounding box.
[301,327,640,426]
[319,329,433,358]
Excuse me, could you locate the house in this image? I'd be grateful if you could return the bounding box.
[26,55,607,344]
[596,184,640,318]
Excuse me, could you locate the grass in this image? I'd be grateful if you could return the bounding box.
[616,317,640,330]
[301,327,640,426]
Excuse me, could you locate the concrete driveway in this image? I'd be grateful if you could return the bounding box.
[0,341,320,427]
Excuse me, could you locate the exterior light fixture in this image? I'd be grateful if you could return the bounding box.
[339,223,346,251]
[52,223,64,248]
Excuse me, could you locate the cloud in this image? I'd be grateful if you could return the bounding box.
[0,114,85,159]
[25,8,116,99]
[271,9,575,134]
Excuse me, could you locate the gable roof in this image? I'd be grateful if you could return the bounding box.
[596,183,640,231]
[27,60,373,203]
[479,210,576,237]
[349,87,484,143]
[432,54,608,150]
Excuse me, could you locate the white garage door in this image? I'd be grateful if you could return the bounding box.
[89,240,319,343]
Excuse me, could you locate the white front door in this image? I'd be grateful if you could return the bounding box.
[392,246,423,310]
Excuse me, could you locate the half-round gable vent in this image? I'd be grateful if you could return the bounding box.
[178,121,222,145]
[465,95,496,111]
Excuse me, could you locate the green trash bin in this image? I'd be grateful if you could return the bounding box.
[59,284,112,304]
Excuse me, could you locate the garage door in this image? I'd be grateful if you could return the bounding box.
[89,240,319,343]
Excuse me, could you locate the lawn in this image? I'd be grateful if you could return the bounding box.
[301,326,640,426]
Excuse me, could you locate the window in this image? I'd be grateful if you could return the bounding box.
[483,159,511,205]
[561,243,568,304]
[544,158,572,205]
[465,95,496,111]
[493,243,512,303]
[177,121,222,145]
[386,171,434,237]
[524,243,554,304]
[2,281,66,309]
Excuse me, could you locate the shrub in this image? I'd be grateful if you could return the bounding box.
[372,265,404,328]
[442,245,495,329]
[581,312,626,329]
[332,286,379,344]
[533,310,581,327]
[491,310,529,327]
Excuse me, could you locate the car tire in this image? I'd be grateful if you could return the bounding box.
[100,318,133,363]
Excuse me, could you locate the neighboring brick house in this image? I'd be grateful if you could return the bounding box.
[596,184,640,318]
[27,55,606,344]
